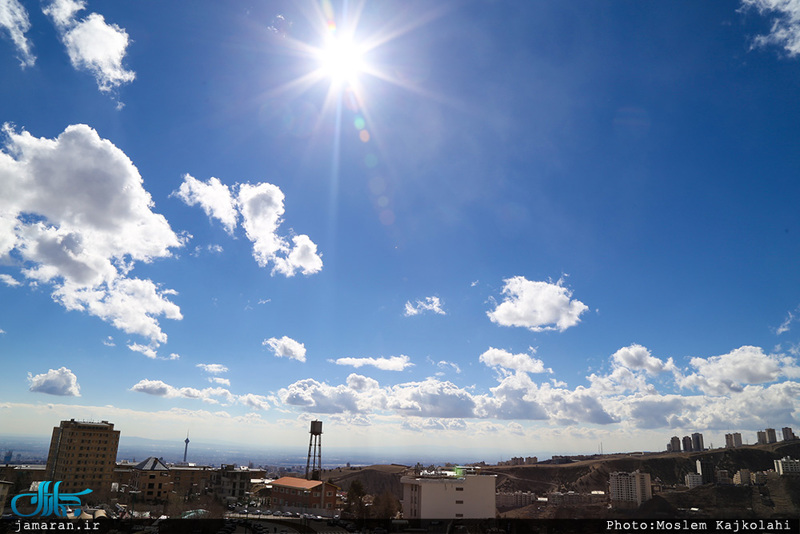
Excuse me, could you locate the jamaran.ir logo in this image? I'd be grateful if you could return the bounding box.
[10,481,93,518]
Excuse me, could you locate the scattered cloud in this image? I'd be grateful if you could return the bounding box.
[0,124,184,345]
[0,273,21,286]
[479,347,551,374]
[43,0,135,93]
[741,0,800,56]
[0,0,35,67]
[128,343,157,359]
[776,305,799,334]
[28,367,80,396]
[611,344,675,376]
[404,296,445,316]
[434,359,461,374]
[263,335,307,362]
[238,393,271,411]
[487,276,588,332]
[209,377,230,386]
[332,355,413,371]
[102,336,115,347]
[172,175,238,234]
[130,379,236,405]
[196,363,229,374]
[174,176,323,277]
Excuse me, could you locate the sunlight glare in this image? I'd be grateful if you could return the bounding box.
[318,34,365,84]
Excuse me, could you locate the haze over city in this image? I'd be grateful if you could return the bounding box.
[2,1,800,458]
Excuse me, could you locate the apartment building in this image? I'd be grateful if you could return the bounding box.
[609,471,652,507]
[45,419,120,495]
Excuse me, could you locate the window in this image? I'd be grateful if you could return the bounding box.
[456,500,463,504]
[455,487,464,491]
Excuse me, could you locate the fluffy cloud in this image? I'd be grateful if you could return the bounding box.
[0,273,20,286]
[404,296,445,316]
[479,347,551,374]
[611,344,675,376]
[0,0,35,67]
[196,363,229,374]
[487,276,588,332]
[209,377,230,386]
[174,176,323,277]
[263,336,306,362]
[676,345,800,395]
[28,367,80,396]
[333,355,413,371]
[0,124,184,345]
[172,175,238,234]
[43,0,135,92]
[238,393,271,411]
[278,375,385,414]
[742,0,800,56]
[388,378,477,418]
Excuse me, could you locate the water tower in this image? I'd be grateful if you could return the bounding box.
[305,420,323,480]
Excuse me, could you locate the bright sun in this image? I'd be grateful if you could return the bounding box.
[317,35,365,84]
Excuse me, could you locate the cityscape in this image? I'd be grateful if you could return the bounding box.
[3,0,800,530]
[1,417,799,525]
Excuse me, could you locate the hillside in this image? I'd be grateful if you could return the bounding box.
[321,464,408,498]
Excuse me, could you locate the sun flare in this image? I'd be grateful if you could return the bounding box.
[317,35,365,84]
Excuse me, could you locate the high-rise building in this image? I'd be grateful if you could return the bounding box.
[696,459,714,485]
[45,419,120,494]
[725,433,743,448]
[682,436,693,452]
[691,433,705,452]
[765,428,777,444]
[782,427,797,441]
[757,431,768,445]
[609,471,652,507]
[670,436,681,452]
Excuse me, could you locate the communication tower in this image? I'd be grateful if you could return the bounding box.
[305,420,323,480]
[183,432,190,463]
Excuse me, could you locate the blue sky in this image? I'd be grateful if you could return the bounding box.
[2,0,800,459]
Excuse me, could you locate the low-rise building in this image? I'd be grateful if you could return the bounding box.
[496,490,536,508]
[774,457,800,476]
[685,473,703,488]
[262,476,338,514]
[401,466,496,519]
[212,464,266,502]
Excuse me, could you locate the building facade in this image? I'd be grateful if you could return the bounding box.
[401,467,496,519]
[264,476,338,514]
[725,433,743,448]
[609,471,652,507]
[765,428,777,444]
[691,433,704,452]
[45,419,120,495]
[684,473,703,488]
[682,436,693,452]
[670,436,681,452]
[782,427,797,441]
[774,457,800,476]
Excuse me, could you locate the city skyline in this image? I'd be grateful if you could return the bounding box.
[2,1,800,455]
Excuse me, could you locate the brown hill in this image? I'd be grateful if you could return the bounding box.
[321,464,408,498]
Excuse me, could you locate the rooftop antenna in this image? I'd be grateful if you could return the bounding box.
[305,420,323,480]
[183,431,190,463]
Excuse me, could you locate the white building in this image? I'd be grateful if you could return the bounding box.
[609,471,651,507]
[774,457,800,476]
[401,466,496,519]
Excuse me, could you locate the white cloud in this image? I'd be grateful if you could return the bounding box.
[479,347,551,374]
[43,0,135,92]
[196,363,229,374]
[404,296,445,316]
[102,336,115,347]
[238,393,271,411]
[0,273,20,286]
[742,0,800,56]
[676,345,800,395]
[130,379,236,404]
[263,335,307,362]
[209,377,230,386]
[128,343,157,359]
[174,177,323,277]
[435,360,461,374]
[0,0,34,67]
[28,367,80,396]
[332,355,413,371]
[278,375,385,414]
[487,276,588,332]
[0,124,183,345]
[388,378,477,418]
[611,344,675,376]
[776,305,799,334]
[172,175,238,234]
